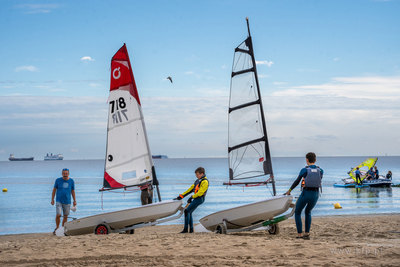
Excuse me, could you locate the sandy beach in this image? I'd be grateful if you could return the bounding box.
[0,214,399,266]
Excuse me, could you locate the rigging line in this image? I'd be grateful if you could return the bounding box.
[233,171,266,179]
[252,74,258,98]
[240,52,246,71]
[230,149,239,173]
[103,189,138,194]
[232,145,249,174]
[228,181,267,188]
[232,150,239,170]
[265,181,273,197]
[250,143,263,158]
[233,49,244,72]
[231,152,240,174]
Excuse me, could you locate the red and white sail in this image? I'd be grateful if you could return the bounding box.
[103,44,154,189]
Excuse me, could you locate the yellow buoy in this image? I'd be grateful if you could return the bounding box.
[333,203,342,209]
[2,188,7,192]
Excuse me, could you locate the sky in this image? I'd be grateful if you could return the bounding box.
[0,0,400,160]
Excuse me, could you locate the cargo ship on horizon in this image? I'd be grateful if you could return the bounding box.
[9,154,34,161]
[151,155,168,159]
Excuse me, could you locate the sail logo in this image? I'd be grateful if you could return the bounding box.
[113,67,121,79]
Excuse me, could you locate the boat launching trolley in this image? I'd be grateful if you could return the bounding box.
[200,195,296,235]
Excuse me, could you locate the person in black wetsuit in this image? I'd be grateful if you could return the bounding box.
[355,167,362,185]
[374,166,379,179]
[285,152,323,240]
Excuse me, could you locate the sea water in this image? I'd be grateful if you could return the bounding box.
[0,156,399,235]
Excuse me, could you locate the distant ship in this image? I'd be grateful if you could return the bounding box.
[9,154,34,161]
[151,155,168,159]
[44,153,64,161]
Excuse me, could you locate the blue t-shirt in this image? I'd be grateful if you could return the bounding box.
[54,177,75,204]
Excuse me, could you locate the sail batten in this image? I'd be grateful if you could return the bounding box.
[228,18,274,195]
[229,99,261,113]
[232,67,255,77]
[102,44,154,190]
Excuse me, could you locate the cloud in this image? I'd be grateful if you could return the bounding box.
[48,89,67,92]
[297,69,318,72]
[272,76,400,100]
[185,71,201,78]
[334,58,339,61]
[256,61,274,67]
[14,4,61,14]
[81,56,95,61]
[15,66,38,72]
[305,135,337,141]
[185,55,199,61]
[0,150,5,154]
[2,74,400,159]
[273,82,287,85]
[32,85,50,88]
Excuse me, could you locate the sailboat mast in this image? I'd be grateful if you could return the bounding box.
[124,45,162,201]
[246,17,251,37]
[246,18,276,196]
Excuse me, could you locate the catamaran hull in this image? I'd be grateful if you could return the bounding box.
[64,200,182,236]
[199,195,293,232]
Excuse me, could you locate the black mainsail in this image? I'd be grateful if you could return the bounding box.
[226,18,276,196]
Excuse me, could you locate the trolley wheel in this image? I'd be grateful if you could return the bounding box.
[125,229,135,234]
[95,223,110,235]
[268,224,279,235]
[215,223,227,235]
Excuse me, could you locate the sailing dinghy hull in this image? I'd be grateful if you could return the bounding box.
[64,200,182,236]
[199,195,293,232]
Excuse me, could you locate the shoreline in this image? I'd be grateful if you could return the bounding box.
[1,214,399,266]
[2,212,400,238]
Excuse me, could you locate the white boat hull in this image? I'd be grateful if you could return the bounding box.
[64,200,183,236]
[199,195,293,232]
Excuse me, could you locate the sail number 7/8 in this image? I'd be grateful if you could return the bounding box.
[110,97,128,124]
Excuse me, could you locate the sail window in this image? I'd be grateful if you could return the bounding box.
[122,170,137,180]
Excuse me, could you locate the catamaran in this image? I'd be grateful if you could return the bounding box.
[334,157,392,188]
[199,18,294,234]
[64,44,183,236]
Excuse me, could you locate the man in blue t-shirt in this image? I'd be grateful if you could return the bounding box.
[51,168,77,234]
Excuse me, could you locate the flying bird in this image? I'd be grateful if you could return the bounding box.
[167,76,173,83]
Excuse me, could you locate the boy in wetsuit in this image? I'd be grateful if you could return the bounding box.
[175,167,209,233]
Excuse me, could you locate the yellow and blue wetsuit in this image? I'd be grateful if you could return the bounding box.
[179,175,209,200]
[179,175,208,232]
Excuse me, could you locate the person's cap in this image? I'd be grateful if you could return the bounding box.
[70,206,77,212]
